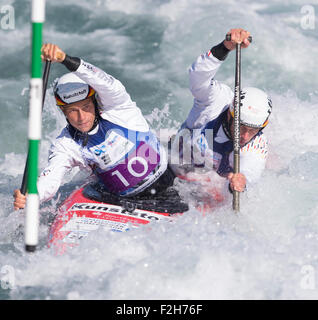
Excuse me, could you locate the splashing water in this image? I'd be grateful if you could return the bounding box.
[0,0,318,300]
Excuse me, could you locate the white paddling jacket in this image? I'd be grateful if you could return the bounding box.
[171,46,268,186]
[38,59,167,202]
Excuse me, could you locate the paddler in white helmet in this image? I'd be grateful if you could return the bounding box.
[14,43,177,210]
[170,28,272,197]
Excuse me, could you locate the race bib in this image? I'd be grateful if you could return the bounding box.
[98,141,160,193]
[92,131,135,169]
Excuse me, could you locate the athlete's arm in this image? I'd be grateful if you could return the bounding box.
[13,145,73,210]
[37,133,88,203]
[185,30,244,129]
[41,43,149,131]
[188,47,226,104]
[41,43,130,106]
[189,28,251,103]
[37,156,71,203]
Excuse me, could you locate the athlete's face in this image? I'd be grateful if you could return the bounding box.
[227,111,260,147]
[61,97,96,133]
[236,125,260,147]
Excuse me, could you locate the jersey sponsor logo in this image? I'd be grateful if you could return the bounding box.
[92,131,135,170]
[41,168,51,177]
[106,135,118,147]
[93,145,111,165]
[82,62,97,73]
[94,144,106,156]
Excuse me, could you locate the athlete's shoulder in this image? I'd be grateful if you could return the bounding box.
[50,126,79,153]
[54,127,73,143]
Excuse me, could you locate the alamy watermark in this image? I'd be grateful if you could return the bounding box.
[0,4,316,31]
[301,5,315,30]
[300,265,316,290]
[0,265,15,290]
[1,4,15,30]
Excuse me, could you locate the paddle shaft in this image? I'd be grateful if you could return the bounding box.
[225,34,252,211]
[232,43,241,212]
[20,60,51,195]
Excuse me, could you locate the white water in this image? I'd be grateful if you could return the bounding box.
[0,0,318,300]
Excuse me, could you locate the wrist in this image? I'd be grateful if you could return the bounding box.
[62,55,81,72]
[211,41,231,61]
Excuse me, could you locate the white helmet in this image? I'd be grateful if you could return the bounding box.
[230,87,272,128]
[54,73,95,106]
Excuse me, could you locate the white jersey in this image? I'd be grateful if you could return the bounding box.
[38,59,165,202]
[171,51,268,185]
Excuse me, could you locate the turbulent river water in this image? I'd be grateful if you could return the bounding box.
[0,0,318,300]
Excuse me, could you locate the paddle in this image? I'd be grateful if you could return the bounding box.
[225,34,252,212]
[20,60,52,196]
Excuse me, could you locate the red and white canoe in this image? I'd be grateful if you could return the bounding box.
[48,185,186,254]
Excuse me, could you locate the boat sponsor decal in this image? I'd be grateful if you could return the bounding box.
[68,202,171,222]
[60,216,129,234]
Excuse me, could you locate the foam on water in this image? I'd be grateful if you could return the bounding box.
[0,0,318,300]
